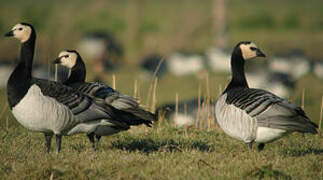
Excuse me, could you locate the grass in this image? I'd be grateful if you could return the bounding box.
[0,124,322,179]
[0,66,323,179]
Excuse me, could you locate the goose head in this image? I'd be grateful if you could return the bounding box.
[234,41,266,60]
[53,50,79,69]
[4,23,35,43]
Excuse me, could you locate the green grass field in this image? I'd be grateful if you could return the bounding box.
[0,67,322,179]
[0,120,322,179]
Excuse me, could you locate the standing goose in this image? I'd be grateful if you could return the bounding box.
[53,50,157,148]
[216,41,318,150]
[4,23,131,153]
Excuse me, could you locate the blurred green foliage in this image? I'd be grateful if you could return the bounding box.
[0,0,322,62]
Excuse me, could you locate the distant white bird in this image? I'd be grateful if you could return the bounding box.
[140,54,166,78]
[167,53,205,76]
[77,32,123,72]
[216,41,318,151]
[206,47,231,73]
[246,69,294,98]
[313,61,323,80]
[269,50,311,80]
[156,98,216,127]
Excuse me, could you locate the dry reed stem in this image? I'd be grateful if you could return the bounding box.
[0,103,8,120]
[301,88,305,109]
[151,78,158,113]
[175,93,179,119]
[133,79,138,98]
[195,82,202,128]
[55,64,58,82]
[145,57,165,108]
[6,116,9,131]
[112,74,116,89]
[49,172,54,180]
[47,60,51,81]
[158,110,164,128]
[206,74,211,131]
[319,96,323,132]
[200,102,206,129]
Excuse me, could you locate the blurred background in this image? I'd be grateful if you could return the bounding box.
[0,0,323,128]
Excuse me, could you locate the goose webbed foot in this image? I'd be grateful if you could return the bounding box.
[44,133,53,153]
[56,134,62,153]
[87,132,96,151]
[257,143,265,151]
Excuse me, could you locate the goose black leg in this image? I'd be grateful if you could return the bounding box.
[56,134,62,153]
[257,143,265,151]
[44,133,53,153]
[95,135,102,149]
[96,135,101,143]
[247,141,253,150]
[87,132,96,151]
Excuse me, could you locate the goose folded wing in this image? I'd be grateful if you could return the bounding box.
[235,89,320,134]
[74,82,140,111]
[256,99,318,133]
[71,81,156,122]
[32,79,117,123]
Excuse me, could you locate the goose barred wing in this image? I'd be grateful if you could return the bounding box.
[70,82,116,99]
[71,82,138,109]
[226,88,318,133]
[33,79,116,123]
[72,82,157,123]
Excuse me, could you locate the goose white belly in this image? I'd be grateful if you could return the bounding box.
[255,127,287,143]
[12,85,75,134]
[216,94,257,143]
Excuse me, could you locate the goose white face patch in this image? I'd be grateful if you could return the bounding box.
[11,24,32,43]
[240,42,258,60]
[58,51,78,69]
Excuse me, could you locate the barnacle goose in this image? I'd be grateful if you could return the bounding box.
[53,50,157,149]
[4,23,132,153]
[216,41,318,151]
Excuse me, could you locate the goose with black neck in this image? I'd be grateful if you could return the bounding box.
[53,50,157,150]
[4,23,128,153]
[216,41,318,151]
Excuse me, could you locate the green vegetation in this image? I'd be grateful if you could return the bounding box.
[0,119,322,179]
[0,0,323,61]
[0,66,323,179]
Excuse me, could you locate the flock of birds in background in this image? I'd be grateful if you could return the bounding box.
[1,22,319,153]
[1,29,323,128]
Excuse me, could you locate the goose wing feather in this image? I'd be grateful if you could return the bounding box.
[71,82,156,122]
[226,88,318,133]
[32,79,118,124]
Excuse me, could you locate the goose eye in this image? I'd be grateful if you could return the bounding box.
[64,55,69,58]
[250,47,257,51]
[18,28,23,31]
